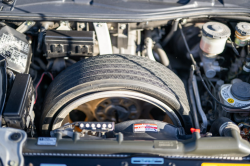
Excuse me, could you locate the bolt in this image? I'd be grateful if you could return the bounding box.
[26,21,32,26]
[9,160,15,166]
[79,24,85,29]
[168,163,176,166]
[121,161,128,166]
[96,23,102,27]
[10,133,21,141]
[119,24,126,30]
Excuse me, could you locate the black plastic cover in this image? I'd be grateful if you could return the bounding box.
[236,22,250,36]
[231,82,250,101]
[202,22,231,39]
[45,30,94,58]
[3,74,33,129]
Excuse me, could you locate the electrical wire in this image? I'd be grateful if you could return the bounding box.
[203,75,217,113]
[228,37,240,57]
[47,72,54,80]
[34,72,54,104]
[178,23,197,66]
[34,73,45,104]
[178,22,250,109]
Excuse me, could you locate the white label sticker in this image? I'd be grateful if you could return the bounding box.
[131,157,164,164]
[0,33,29,72]
[134,124,158,132]
[37,137,57,146]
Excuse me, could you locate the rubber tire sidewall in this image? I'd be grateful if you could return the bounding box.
[41,79,192,136]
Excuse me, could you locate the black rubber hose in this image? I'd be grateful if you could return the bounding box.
[188,66,200,130]
[192,68,207,134]
[37,26,46,53]
[30,63,42,71]
[34,57,47,71]
[210,117,240,137]
[153,43,170,67]
[162,19,180,46]
[207,77,217,114]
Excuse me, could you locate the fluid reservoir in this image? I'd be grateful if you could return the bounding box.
[219,81,250,113]
[235,22,250,47]
[200,22,231,55]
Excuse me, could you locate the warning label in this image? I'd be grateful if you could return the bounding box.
[134,123,158,133]
[0,33,29,72]
[37,137,57,146]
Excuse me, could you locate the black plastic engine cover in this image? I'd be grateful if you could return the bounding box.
[114,119,185,140]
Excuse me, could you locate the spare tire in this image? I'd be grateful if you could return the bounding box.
[40,54,193,136]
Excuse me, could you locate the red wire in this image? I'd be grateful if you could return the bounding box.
[48,72,54,80]
[34,72,54,104]
[34,73,45,104]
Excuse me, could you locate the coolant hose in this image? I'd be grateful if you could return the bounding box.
[34,57,47,71]
[162,19,180,46]
[153,43,170,67]
[144,30,156,61]
[210,117,240,137]
[145,37,155,61]
[37,26,46,53]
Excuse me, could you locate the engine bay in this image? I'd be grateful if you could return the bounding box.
[1,18,250,144]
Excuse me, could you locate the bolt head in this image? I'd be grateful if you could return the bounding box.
[119,24,126,30]
[10,133,21,141]
[79,24,85,29]
[9,160,15,166]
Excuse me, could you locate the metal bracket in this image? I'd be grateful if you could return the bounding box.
[117,23,129,49]
[93,23,113,55]
[16,21,35,33]
[56,21,71,31]
[50,122,114,138]
[0,128,27,166]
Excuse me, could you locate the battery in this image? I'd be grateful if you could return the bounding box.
[0,25,32,73]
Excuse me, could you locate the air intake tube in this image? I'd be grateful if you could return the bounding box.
[210,117,240,137]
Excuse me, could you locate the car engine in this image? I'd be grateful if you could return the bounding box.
[2,18,250,160]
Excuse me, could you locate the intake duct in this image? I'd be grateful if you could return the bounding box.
[210,117,240,137]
